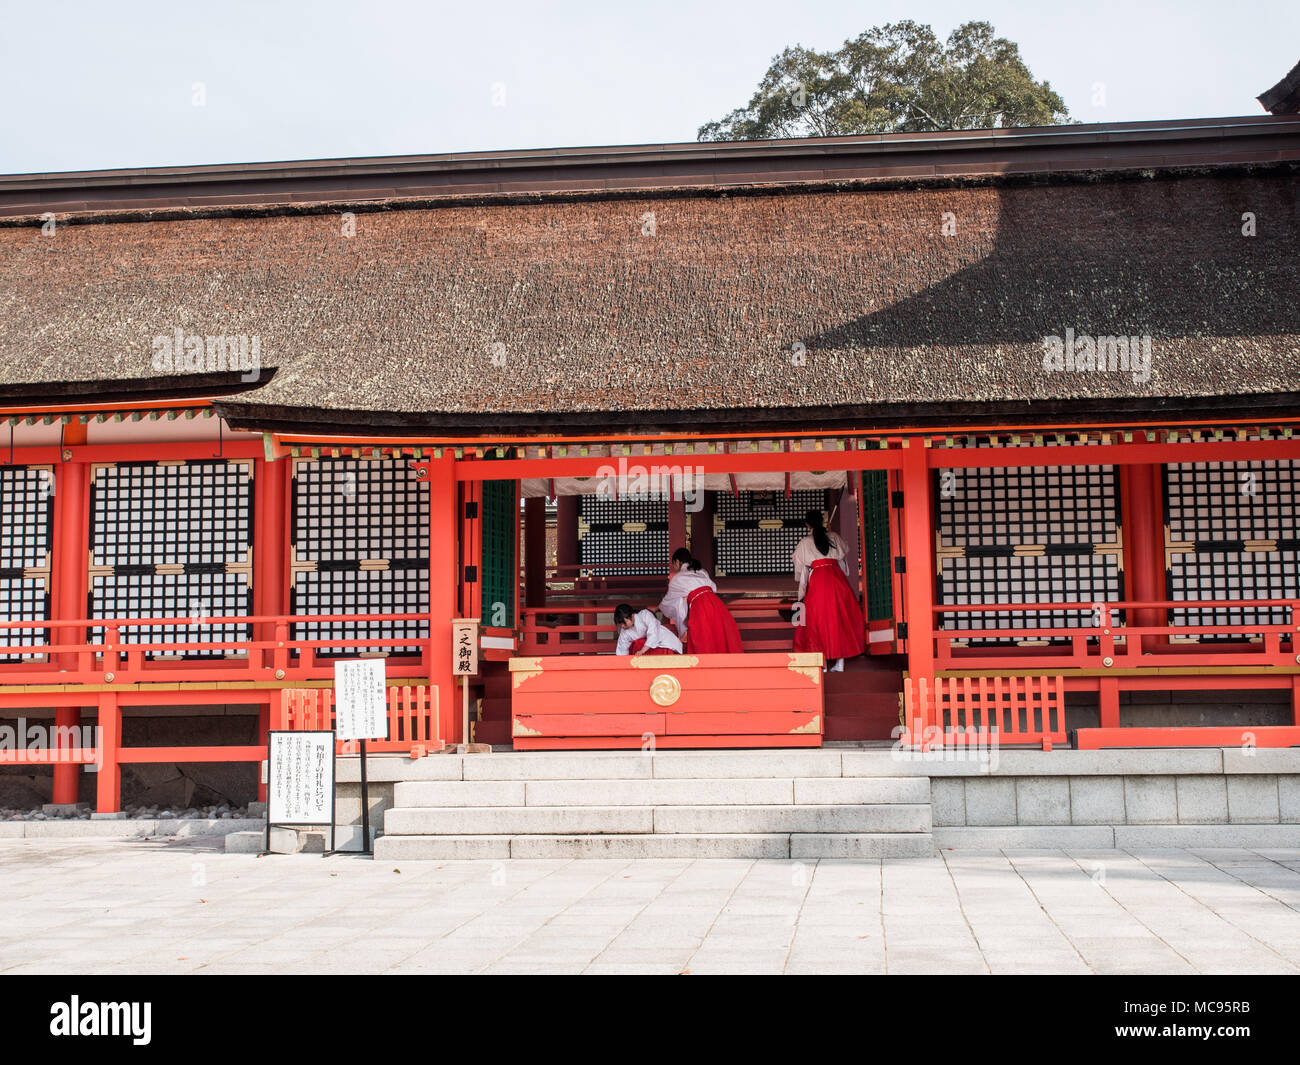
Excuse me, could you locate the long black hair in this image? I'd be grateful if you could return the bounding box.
[671,547,703,572]
[613,604,637,626]
[805,509,831,556]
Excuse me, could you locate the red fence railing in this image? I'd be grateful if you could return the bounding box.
[932,599,1299,670]
[519,598,797,655]
[278,686,443,754]
[0,612,433,684]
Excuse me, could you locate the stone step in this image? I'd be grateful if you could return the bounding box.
[391,775,929,808]
[373,831,934,860]
[382,803,932,836]
[334,748,939,783]
[460,749,850,779]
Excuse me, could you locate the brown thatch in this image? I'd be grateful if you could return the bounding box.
[1,162,1297,434]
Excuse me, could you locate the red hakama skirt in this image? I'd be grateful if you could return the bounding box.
[684,587,744,654]
[793,558,865,660]
[628,637,675,656]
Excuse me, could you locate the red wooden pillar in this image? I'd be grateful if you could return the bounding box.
[52,425,90,805]
[253,454,288,801]
[524,496,547,607]
[428,455,460,742]
[557,495,579,577]
[1121,461,1165,655]
[901,446,936,684]
[94,691,120,813]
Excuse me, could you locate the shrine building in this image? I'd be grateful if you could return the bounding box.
[1,111,1298,826]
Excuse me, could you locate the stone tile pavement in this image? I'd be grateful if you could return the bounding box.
[1,839,1299,974]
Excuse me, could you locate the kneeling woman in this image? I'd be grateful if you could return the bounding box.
[792,509,865,671]
[659,548,744,654]
[613,603,683,657]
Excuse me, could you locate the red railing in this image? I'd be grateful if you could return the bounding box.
[0,612,433,684]
[931,599,1299,670]
[0,612,441,815]
[533,562,669,599]
[519,598,797,655]
[277,686,443,754]
[902,674,1068,750]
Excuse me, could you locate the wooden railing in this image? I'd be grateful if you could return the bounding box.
[532,562,669,599]
[932,599,1299,670]
[0,612,433,684]
[519,598,797,655]
[902,675,1068,751]
[277,686,442,754]
[0,612,441,815]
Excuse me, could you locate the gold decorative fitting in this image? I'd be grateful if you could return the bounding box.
[103,673,114,682]
[274,669,285,680]
[1103,657,1114,667]
[789,715,821,735]
[649,674,681,707]
[513,720,542,737]
[510,657,545,688]
[787,652,823,683]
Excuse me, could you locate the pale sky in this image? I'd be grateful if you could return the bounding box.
[0,0,1294,174]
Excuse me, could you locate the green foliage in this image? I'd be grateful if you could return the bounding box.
[698,20,1070,141]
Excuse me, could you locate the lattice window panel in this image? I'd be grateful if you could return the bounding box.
[291,457,429,656]
[89,460,253,655]
[293,568,430,655]
[714,490,826,577]
[579,497,667,576]
[0,465,53,661]
[1164,460,1298,636]
[936,465,1123,643]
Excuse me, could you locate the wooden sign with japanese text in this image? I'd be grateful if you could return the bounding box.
[452,619,480,676]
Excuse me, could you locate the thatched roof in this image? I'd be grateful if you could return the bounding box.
[2,126,1298,436]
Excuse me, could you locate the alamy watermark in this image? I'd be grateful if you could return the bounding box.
[151,328,262,382]
[0,718,102,772]
[1042,328,1152,384]
[50,996,150,1045]
[594,457,706,513]
[890,724,1001,771]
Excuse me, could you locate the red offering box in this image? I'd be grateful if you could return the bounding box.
[509,652,825,749]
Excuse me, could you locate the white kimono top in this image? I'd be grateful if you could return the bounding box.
[615,609,684,655]
[792,531,850,600]
[658,568,718,640]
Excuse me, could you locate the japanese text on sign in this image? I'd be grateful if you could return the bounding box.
[452,619,479,676]
[267,731,333,825]
[333,659,389,740]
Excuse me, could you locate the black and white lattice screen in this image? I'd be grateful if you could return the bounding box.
[89,461,253,655]
[291,457,429,655]
[936,465,1123,642]
[0,465,53,661]
[579,497,668,576]
[715,490,827,577]
[1165,460,1298,636]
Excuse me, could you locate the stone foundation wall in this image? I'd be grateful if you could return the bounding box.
[927,748,1300,848]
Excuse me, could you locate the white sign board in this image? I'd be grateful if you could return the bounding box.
[267,731,334,826]
[333,659,389,741]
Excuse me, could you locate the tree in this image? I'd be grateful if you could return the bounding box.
[698,21,1070,141]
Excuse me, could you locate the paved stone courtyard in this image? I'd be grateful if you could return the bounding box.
[1,839,1299,974]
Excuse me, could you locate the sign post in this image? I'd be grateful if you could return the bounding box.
[265,730,336,854]
[452,618,480,748]
[333,658,388,854]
